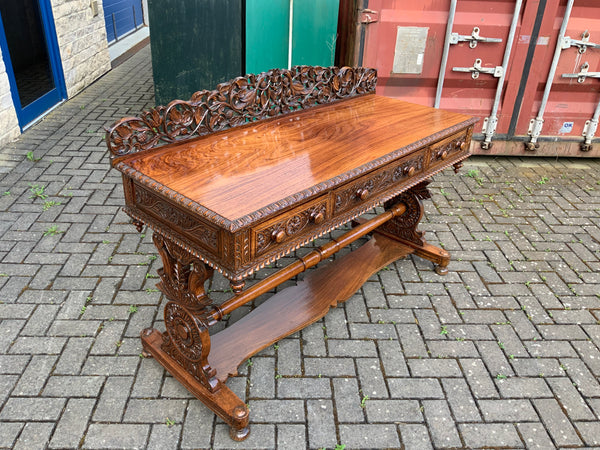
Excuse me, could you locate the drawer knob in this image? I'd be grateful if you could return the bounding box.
[311,211,325,224]
[457,140,467,151]
[404,166,415,177]
[356,188,370,201]
[439,150,448,160]
[272,229,286,243]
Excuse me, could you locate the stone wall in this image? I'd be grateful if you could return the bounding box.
[0,45,20,144]
[50,0,111,97]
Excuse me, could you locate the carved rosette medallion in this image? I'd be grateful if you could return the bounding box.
[255,203,327,255]
[162,302,219,392]
[378,181,432,246]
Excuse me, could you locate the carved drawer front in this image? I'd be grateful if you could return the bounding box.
[252,196,329,256]
[132,184,219,252]
[333,150,427,215]
[428,130,470,166]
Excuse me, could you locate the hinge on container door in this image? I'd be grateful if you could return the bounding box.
[562,62,600,83]
[449,27,503,49]
[561,30,600,54]
[359,9,378,24]
[453,59,503,79]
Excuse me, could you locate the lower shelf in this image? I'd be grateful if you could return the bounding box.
[208,233,413,381]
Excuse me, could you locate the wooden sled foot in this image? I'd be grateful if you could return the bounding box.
[141,328,250,440]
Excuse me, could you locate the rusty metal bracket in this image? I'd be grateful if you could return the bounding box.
[561,30,600,54]
[453,58,503,79]
[562,62,600,83]
[359,9,378,24]
[450,27,502,48]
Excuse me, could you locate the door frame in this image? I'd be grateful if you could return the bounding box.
[0,0,67,129]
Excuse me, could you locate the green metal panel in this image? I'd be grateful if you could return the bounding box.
[292,0,339,67]
[147,0,243,105]
[245,0,289,74]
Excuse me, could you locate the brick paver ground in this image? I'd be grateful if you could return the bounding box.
[1,45,600,449]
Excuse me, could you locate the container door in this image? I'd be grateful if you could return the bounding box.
[0,0,67,129]
[359,0,600,157]
[103,0,144,43]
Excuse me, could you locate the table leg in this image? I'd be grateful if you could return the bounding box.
[376,181,451,275]
[141,233,250,440]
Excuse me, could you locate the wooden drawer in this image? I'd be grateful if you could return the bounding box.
[428,130,469,166]
[333,149,427,215]
[252,196,329,257]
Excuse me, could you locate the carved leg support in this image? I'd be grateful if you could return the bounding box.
[141,233,250,440]
[376,181,450,275]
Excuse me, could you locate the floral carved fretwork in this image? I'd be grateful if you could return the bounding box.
[107,66,377,160]
[377,181,432,246]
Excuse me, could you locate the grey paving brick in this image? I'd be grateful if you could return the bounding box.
[356,357,388,398]
[275,338,302,376]
[249,356,275,398]
[398,423,433,449]
[276,424,306,450]
[377,339,409,377]
[43,375,104,397]
[82,355,139,376]
[517,422,556,449]
[93,376,134,421]
[180,401,214,449]
[479,399,538,422]
[511,358,565,377]
[333,377,364,423]
[396,324,428,357]
[147,424,182,450]
[536,397,583,448]
[131,358,164,398]
[339,424,401,448]
[49,398,95,449]
[365,399,423,423]
[497,377,553,398]
[559,357,600,397]
[0,397,66,421]
[90,320,126,355]
[124,399,187,423]
[0,320,25,353]
[423,400,461,448]
[277,377,331,398]
[350,322,397,339]
[83,424,150,449]
[0,355,30,375]
[13,354,57,396]
[442,378,481,422]
[13,422,55,450]
[576,421,600,446]
[327,339,377,357]
[304,357,355,377]
[460,358,500,399]
[54,337,94,375]
[388,378,443,399]
[408,358,462,377]
[459,423,523,448]
[547,377,596,421]
[301,322,327,356]
[248,399,304,423]
[306,399,337,448]
[0,304,34,320]
[0,422,23,449]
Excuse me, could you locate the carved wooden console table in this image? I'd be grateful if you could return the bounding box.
[107,66,477,440]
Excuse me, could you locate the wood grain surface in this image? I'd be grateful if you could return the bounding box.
[121,95,475,220]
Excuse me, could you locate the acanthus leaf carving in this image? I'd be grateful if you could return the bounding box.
[107,66,377,160]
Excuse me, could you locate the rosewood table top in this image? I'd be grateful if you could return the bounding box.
[117,95,475,225]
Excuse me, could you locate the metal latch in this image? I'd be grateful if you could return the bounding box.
[359,9,378,24]
[449,27,503,48]
[562,30,600,54]
[562,62,600,83]
[453,59,504,79]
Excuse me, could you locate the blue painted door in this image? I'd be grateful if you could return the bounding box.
[103,0,143,43]
[0,0,67,129]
